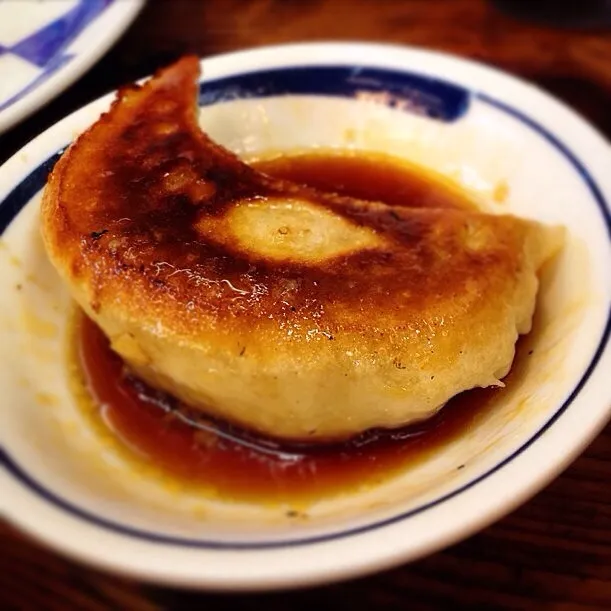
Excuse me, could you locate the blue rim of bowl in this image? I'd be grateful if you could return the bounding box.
[1,65,610,550]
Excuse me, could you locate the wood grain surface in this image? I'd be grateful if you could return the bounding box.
[1,1,610,609]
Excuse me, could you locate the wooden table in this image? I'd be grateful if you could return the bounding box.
[1,1,610,609]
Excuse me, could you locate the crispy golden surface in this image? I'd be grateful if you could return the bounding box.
[41,57,563,441]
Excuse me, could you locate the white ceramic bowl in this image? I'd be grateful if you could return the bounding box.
[0,43,610,591]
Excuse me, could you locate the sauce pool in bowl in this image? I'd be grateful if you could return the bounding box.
[71,152,535,505]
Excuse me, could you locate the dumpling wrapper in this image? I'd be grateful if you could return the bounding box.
[41,57,564,442]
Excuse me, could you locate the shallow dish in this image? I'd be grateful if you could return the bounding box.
[0,0,144,134]
[0,42,610,591]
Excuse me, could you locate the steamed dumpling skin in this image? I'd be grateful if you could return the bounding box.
[41,56,563,441]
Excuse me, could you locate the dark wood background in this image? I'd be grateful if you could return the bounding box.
[1,1,610,609]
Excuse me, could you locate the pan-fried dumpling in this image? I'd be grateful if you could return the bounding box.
[41,57,563,441]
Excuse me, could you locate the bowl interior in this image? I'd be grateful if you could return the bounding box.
[0,62,609,548]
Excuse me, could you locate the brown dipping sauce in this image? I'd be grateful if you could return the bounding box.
[74,152,528,504]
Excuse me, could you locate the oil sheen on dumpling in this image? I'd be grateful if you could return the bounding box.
[41,57,563,442]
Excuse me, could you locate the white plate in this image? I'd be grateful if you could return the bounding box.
[0,43,610,591]
[0,0,145,134]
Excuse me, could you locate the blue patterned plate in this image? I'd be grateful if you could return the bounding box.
[0,0,144,134]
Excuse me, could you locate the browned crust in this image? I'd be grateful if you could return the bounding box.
[41,56,540,348]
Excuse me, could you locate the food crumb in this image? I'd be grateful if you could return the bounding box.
[286,509,308,519]
[90,229,108,240]
[393,358,406,370]
[493,180,510,204]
